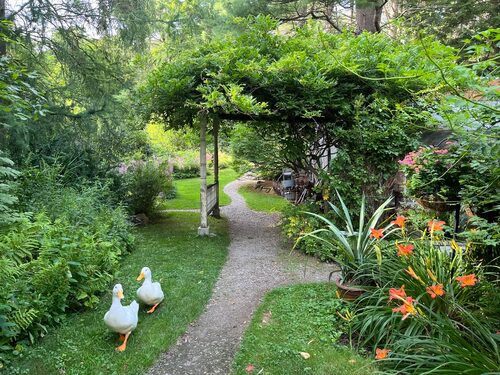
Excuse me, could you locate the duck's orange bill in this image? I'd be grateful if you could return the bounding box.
[137,272,145,281]
[117,290,124,299]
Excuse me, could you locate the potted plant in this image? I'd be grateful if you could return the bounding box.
[299,192,398,300]
[398,144,469,212]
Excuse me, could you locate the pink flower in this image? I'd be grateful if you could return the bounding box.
[434,149,448,155]
[398,155,415,165]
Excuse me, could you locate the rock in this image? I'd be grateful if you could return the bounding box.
[131,213,149,226]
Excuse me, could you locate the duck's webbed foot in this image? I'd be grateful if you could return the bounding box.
[116,332,130,352]
[147,303,160,314]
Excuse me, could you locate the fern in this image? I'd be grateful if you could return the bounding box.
[0,220,39,265]
[0,152,20,226]
[10,309,38,332]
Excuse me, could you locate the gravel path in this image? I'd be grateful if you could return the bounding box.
[147,178,336,375]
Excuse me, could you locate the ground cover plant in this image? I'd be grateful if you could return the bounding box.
[6,213,229,375]
[160,168,239,210]
[237,184,289,213]
[232,283,375,375]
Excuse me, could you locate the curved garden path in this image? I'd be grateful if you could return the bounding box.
[147,177,336,375]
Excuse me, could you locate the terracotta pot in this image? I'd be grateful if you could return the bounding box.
[417,198,457,213]
[335,279,366,301]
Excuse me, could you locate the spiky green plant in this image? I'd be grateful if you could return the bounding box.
[298,192,396,281]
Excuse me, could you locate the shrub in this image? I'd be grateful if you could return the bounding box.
[0,152,21,227]
[281,203,338,262]
[119,159,174,216]
[0,170,134,365]
[399,143,468,204]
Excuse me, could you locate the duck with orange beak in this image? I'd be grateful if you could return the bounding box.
[136,267,164,313]
[103,284,139,351]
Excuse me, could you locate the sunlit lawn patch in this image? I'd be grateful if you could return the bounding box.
[10,213,229,375]
[238,183,289,213]
[161,168,240,210]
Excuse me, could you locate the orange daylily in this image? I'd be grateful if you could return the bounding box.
[370,228,384,239]
[405,266,422,282]
[428,220,446,232]
[392,296,417,320]
[375,348,390,360]
[391,215,406,228]
[389,285,406,301]
[456,274,478,287]
[426,284,445,299]
[397,243,414,257]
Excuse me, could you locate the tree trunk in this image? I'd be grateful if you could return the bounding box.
[355,0,385,33]
[0,0,6,56]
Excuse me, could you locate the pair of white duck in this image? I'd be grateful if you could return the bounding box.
[103,266,164,352]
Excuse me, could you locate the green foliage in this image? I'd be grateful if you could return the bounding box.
[147,16,466,123]
[118,159,174,216]
[282,202,340,262]
[229,123,284,177]
[459,215,500,263]
[232,283,375,375]
[458,131,500,221]
[299,192,396,281]
[0,153,21,227]
[321,96,422,211]
[171,150,202,179]
[399,0,500,47]
[0,207,133,364]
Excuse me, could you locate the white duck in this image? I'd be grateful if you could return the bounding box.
[103,284,139,352]
[136,267,164,313]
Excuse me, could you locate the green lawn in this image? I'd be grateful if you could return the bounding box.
[161,168,240,210]
[232,283,375,375]
[238,183,289,212]
[11,213,229,375]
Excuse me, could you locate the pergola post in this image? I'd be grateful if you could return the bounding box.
[198,112,210,236]
[212,117,221,218]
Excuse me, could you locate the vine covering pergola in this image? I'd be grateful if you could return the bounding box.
[142,16,474,235]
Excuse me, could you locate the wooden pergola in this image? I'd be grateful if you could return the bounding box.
[196,111,333,236]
